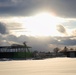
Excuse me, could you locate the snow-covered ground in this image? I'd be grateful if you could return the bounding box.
[0,58,76,75]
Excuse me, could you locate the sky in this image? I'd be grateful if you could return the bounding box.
[0,0,76,52]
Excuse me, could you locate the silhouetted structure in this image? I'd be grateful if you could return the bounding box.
[59,46,76,57]
[0,43,32,59]
[67,51,76,57]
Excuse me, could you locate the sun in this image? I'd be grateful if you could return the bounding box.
[22,12,65,36]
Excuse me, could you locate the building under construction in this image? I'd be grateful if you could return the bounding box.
[0,42,32,59]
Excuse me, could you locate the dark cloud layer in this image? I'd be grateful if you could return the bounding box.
[0,0,76,17]
[48,36,76,46]
[0,34,76,51]
[0,22,8,34]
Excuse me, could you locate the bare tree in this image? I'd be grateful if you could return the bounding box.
[53,47,60,56]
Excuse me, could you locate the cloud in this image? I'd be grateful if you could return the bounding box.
[0,34,55,51]
[56,25,67,34]
[0,22,8,34]
[0,21,26,35]
[71,29,76,36]
[0,0,76,18]
[0,0,44,16]
[0,34,76,51]
[52,36,76,46]
[8,23,22,30]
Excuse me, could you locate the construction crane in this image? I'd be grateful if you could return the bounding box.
[23,42,32,52]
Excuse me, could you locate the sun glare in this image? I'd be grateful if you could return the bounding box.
[22,12,65,36]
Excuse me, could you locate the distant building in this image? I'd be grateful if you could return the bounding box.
[67,51,76,57]
[59,49,76,57]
